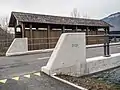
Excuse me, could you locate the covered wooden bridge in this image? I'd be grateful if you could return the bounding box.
[9,12,111,50]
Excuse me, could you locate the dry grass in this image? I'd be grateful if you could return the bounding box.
[57,75,120,90]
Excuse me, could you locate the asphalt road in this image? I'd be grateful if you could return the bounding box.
[0,45,120,79]
[0,53,80,90]
[0,72,79,90]
[0,52,51,79]
[0,44,120,90]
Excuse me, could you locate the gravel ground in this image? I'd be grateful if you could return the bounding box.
[57,67,120,90]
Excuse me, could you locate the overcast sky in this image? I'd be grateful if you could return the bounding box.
[0,0,120,19]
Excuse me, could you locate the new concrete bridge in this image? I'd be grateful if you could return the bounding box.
[0,44,120,90]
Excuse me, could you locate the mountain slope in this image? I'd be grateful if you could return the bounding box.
[102,12,120,32]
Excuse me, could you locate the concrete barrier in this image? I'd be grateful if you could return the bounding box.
[87,53,120,74]
[42,33,120,77]
[42,33,87,77]
[6,38,28,56]
[6,38,53,56]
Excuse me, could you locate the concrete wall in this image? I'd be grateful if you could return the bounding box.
[42,33,120,77]
[6,38,28,56]
[42,33,87,77]
[87,53,120,74]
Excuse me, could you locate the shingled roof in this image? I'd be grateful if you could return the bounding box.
[9,12,110,27]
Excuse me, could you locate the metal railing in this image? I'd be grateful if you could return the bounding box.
[86,34,120,57]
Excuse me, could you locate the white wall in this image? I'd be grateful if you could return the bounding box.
[42,33,87,77]
[87,53,120,74]
[6,38,28,56]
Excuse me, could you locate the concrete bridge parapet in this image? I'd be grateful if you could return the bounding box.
[42,33,120,77]
[6,38,28,56]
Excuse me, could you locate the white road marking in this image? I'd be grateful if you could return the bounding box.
[37,57,50,60]
[0,79,7,83]
[24,74,31,78]
[12,77,20,81]
[34,72,41,76]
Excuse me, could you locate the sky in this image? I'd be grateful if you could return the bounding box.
[0,0,120,20]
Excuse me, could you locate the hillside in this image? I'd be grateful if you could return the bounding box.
[102,12,120,32]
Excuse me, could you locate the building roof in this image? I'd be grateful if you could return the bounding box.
[9,11,111,28]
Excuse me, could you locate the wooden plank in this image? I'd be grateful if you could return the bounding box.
[47,25,51,48]
[30,24,33,50]
[21,23,25,38]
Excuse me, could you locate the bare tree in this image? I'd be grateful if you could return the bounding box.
[71,8,80,18]
[0,17,14,34]
[0,16,14,38]
[82,13,90,19]
[0,17,14,56]
[0,17,8,30]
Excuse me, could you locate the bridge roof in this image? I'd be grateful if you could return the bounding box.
[9,11,111,28]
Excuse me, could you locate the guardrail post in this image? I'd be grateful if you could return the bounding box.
[106,35,110,57]
[86,34,112,57]
[104,34,110,57]
[104,37,107,57]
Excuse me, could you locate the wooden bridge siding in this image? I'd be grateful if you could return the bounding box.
[25,29,62,50]
[25,29,105,50]
[87,31,105,45]
[50,30,62,48]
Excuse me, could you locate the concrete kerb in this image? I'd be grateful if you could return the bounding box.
[27,48,54,54]
[51,74,88,90]
[6,48,54,56]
